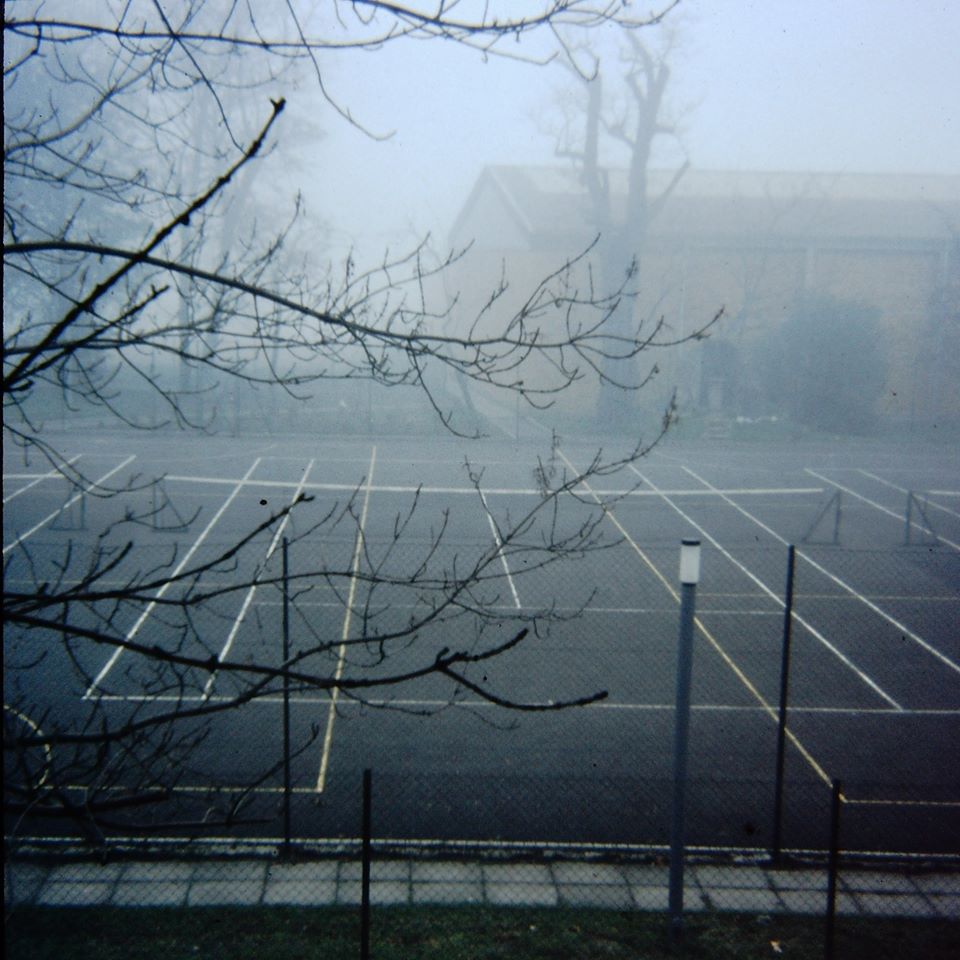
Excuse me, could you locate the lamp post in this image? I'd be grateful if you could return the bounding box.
[669,538,701,946]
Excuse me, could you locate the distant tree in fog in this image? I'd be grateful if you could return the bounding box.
[917,253,960,429]
[757,293,888,435]
[548,27,695,424]
[3,1,708,843]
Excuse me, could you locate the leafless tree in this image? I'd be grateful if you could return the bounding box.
[3,1,711,843]
[550,26,711,421]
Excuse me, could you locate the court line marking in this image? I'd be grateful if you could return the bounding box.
[476,486,521,609]
[10,574,953,607]
[160,473,822,499]
[91,692,960,716]
[316,445,377,794]
[253,596,956,609]
[11,577,954,606]
[201,460,316,699]
[556,450,834,788]
[3,456,136,556]
[14,829,958,860]
[806,468,960,552]
[857,469,960,520]
[2,455,83,504]
[842,798,960,808]
[632,467,902,710]
[84,458,263,698]
[3,703,54,789]
[688,467,960,679]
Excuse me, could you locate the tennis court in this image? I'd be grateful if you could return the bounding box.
[4,425,959,855]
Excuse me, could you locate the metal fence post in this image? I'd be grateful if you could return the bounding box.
[669,539,701,946]
[282,537,292,856]
[361,768,372,960]
[825,778,843,960]
[772,544,796,861]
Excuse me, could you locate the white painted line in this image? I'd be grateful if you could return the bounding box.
[476,487,522,610]
[635,467,903,710]
[686,467,960,679]
[3,704,53,788]
[91,692,960,716]
[202,460,316,699]
[13,829,955,859]
[807,468,959,552]
[843,798,960,808]
[2,455,82,504]
[161,473,822,499]
[3,455,136,555]
[84,458,263,698]
[556,449,834,788]
[858,470,960,520]
[316,446,377,793]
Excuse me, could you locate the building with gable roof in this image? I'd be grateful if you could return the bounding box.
[444,165,959,433]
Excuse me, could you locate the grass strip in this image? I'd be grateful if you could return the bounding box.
[5,906,959,960]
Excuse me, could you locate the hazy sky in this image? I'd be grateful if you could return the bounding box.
[274,0,960,254]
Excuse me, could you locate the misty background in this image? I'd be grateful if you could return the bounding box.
[292,0,960,252]
[7,0,959,441]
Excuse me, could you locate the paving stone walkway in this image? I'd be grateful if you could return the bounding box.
[5,858,958,919]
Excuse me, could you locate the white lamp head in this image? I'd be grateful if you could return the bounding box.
[680,538,701,585]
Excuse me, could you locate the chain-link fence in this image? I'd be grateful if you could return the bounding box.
[6,532,959,956]
[5,771,959,959]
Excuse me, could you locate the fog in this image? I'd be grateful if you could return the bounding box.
[251,0,959,439]
[5,3,960,884]
[304,0,960,249]
[6,0,960,440]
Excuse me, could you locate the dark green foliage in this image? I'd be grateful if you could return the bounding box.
[758,293,887,435]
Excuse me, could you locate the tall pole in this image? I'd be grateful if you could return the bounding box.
[669,538,701,946]
[772,544,796,861]
[282,537,292,855]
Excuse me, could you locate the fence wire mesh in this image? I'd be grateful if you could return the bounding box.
[5,536,959,956]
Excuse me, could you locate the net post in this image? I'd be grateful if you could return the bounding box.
[825,779,843,960]
[904,491,914,545]
[772,544,796,862]
[361,768,373,960]
[152,482,160,531]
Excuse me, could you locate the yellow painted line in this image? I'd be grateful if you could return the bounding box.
[557,450,833,789]
[689,466,960,678]
[637,466,901,709]
[316,445,377,793]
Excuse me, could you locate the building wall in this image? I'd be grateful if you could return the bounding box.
[446,191,959,428]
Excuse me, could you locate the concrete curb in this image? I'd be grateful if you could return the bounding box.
[6,859,958,918]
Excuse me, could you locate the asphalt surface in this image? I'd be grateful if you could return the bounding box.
[4,428,959,853]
